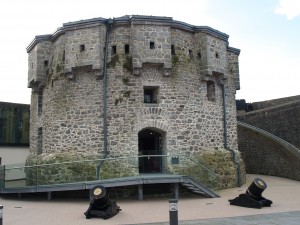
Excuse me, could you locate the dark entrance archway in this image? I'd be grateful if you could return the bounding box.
[138,128,162,173]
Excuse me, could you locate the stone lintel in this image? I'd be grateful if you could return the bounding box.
[201,70,227,83]
[201,69,213,76]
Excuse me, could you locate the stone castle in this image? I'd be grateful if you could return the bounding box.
[26,15,244,188]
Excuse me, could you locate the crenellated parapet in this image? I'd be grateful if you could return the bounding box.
[130,16,173,75]
[27,15,240,89]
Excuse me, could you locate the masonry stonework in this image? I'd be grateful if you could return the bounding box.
[26,16,244,188]
[238,125,300,180]
[237,96,300,181]
[238,97,300,149]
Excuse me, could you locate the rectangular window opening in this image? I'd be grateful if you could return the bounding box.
[171,45,175,55]
[215,52,219,58]
[197,52,201,59]
[125,44,130,54]
[37,127,43,155]
[112,45,117,55]
[38,88,43,117]
[80,44,85,52]
[207,81,215,101]
[150,41,155,49]
[189,49,193,59]
[144,86,159,104]
[44,60,48,67]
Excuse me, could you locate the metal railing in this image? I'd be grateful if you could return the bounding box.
[0,153,220,191]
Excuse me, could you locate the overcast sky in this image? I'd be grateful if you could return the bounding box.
[0,0,299,104]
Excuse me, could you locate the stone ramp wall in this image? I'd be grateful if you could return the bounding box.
[237,96,300,180]
[238,99,300,149]
[238,125,300,180]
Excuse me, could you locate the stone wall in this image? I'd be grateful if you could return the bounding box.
[238,100,300,149]
[238,125,300,180]
[227,51,240,90]
[132,21,172,70]
[28,41,52,87]
[25,151,138,185]
[168,148,246,189]
[251,95,300,110]
[237,96,300,181]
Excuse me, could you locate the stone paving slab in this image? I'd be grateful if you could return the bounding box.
[127,211,300,225]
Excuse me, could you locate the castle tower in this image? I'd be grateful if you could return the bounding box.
[26,16,244,188]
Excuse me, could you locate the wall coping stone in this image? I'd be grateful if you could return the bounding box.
[228,47,241,56]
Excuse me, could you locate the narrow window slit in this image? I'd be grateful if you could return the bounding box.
[215,52,219,58]
[62,50,65,61]
[150,42,155,49]
[112,45,117,55]
[189,50,193,59]
[207,81,215,101]
[80,44,85,52]
[125,44,130,54]
[171,45,175,55]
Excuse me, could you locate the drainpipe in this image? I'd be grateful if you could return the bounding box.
[97,18,114,179]
[221,81,241,187]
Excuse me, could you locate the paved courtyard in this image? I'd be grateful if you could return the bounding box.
[130,211,300,225]
[1,174,300,225]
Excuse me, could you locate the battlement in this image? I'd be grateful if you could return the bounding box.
[27,15,240,89]
[26,16,230,53]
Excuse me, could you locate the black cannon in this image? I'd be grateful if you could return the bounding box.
[84,185,121,219]
[229,178,273,209]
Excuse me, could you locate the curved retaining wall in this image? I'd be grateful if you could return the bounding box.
[238,100,300,149]
[237,96,300,180]
[237,125,300,180]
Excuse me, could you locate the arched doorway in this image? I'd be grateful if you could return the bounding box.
[138,128,162,173]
